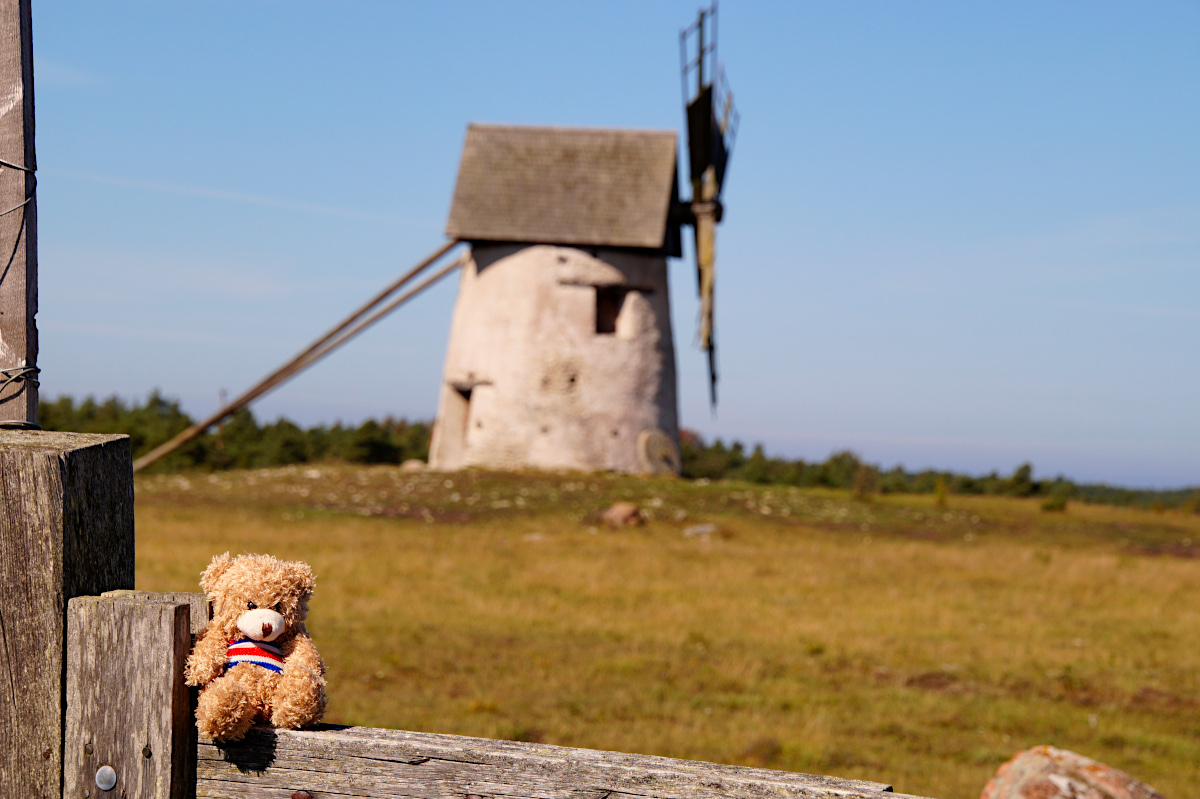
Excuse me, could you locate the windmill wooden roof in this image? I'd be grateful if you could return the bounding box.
[446,124,681,254]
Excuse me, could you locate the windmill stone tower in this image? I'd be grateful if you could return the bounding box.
[428,124,684,474]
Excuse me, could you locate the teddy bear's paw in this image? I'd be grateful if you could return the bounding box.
[197,677,257,742]
[270,665,327,729]
[184,661,219,688]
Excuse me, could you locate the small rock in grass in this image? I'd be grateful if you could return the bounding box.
[400,459,426,473]
[981,745,1166,799]
[602,502,642,528]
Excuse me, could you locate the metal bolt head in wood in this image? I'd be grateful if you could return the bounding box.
[94,764,116,791]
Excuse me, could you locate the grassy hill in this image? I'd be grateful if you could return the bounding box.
[135,466,1199,799]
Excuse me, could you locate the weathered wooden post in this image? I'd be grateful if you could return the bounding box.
[0,433,135,799]
[63,591,207,799]
[0,0,38,423]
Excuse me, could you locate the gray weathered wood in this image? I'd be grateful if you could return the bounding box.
[104,589,210,637]
[0,0,38,422]
[97,589,207,798]
[65,594,192,799]
[197,725,931,799]
[0,432,134,798]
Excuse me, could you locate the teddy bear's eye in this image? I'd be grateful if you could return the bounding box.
[247,601,257,610]
[274,602,282,613]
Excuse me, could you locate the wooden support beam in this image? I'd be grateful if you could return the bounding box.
[196,725,929,799]
[0,432,134,799]
[64,594,196,799]
[0,0,38,423]
[132,245,464,473]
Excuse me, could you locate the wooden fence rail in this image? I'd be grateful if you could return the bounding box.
[196,724,916,799]
[62,590,931,799]
[194,719,916,796]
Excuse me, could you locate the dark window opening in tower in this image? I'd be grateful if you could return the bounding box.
[596,286,629,334]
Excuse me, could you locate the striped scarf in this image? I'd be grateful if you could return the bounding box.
[226,638,285,673]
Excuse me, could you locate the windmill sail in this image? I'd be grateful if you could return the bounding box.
[680,2,737,408]
[693,172,718,404]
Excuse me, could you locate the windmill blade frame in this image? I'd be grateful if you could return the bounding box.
[679,1,737,408]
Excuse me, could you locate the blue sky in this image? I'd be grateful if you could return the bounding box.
[31,2,1200,487]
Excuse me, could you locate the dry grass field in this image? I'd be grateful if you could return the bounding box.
[134,466,1200,799]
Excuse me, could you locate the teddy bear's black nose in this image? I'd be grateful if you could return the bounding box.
[262,622,273,638]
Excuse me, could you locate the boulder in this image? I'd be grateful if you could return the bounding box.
[602,502,642,528]
[981,745,1165,799]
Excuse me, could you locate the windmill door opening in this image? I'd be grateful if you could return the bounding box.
[454,387,472,442]
[437,384,473,466]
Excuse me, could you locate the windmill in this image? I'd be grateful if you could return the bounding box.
[426,4,739,473]
[680,2,739,407]
[427,125,685,474]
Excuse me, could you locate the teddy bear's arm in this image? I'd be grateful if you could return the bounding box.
[283,631,326,676]
[184,626,229,687]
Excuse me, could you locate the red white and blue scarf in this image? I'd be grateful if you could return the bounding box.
[226,638,285,673]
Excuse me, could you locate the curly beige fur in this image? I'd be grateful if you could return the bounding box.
[184,552,326,741]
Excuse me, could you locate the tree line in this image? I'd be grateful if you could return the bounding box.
[38,393,430,473]
[38,393,1198,510]
[679,432,1199,511]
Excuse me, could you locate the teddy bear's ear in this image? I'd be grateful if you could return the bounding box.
[287,560,316,597]
[199,552,235,595]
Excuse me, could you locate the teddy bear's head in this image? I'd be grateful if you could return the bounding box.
[200,552,316,643]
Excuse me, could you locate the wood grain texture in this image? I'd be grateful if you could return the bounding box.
[197,725,931,799]
[0,432,133,798]
[0,0,38,421]
[104,590,210,637]
[65,595,192,799]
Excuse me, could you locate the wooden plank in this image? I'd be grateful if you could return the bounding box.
[196,725,932,799]
[64,594,192,799]
[0,0,38,423]
[0,431,133,799]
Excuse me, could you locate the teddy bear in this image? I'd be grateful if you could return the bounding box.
[184,552,327,742]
